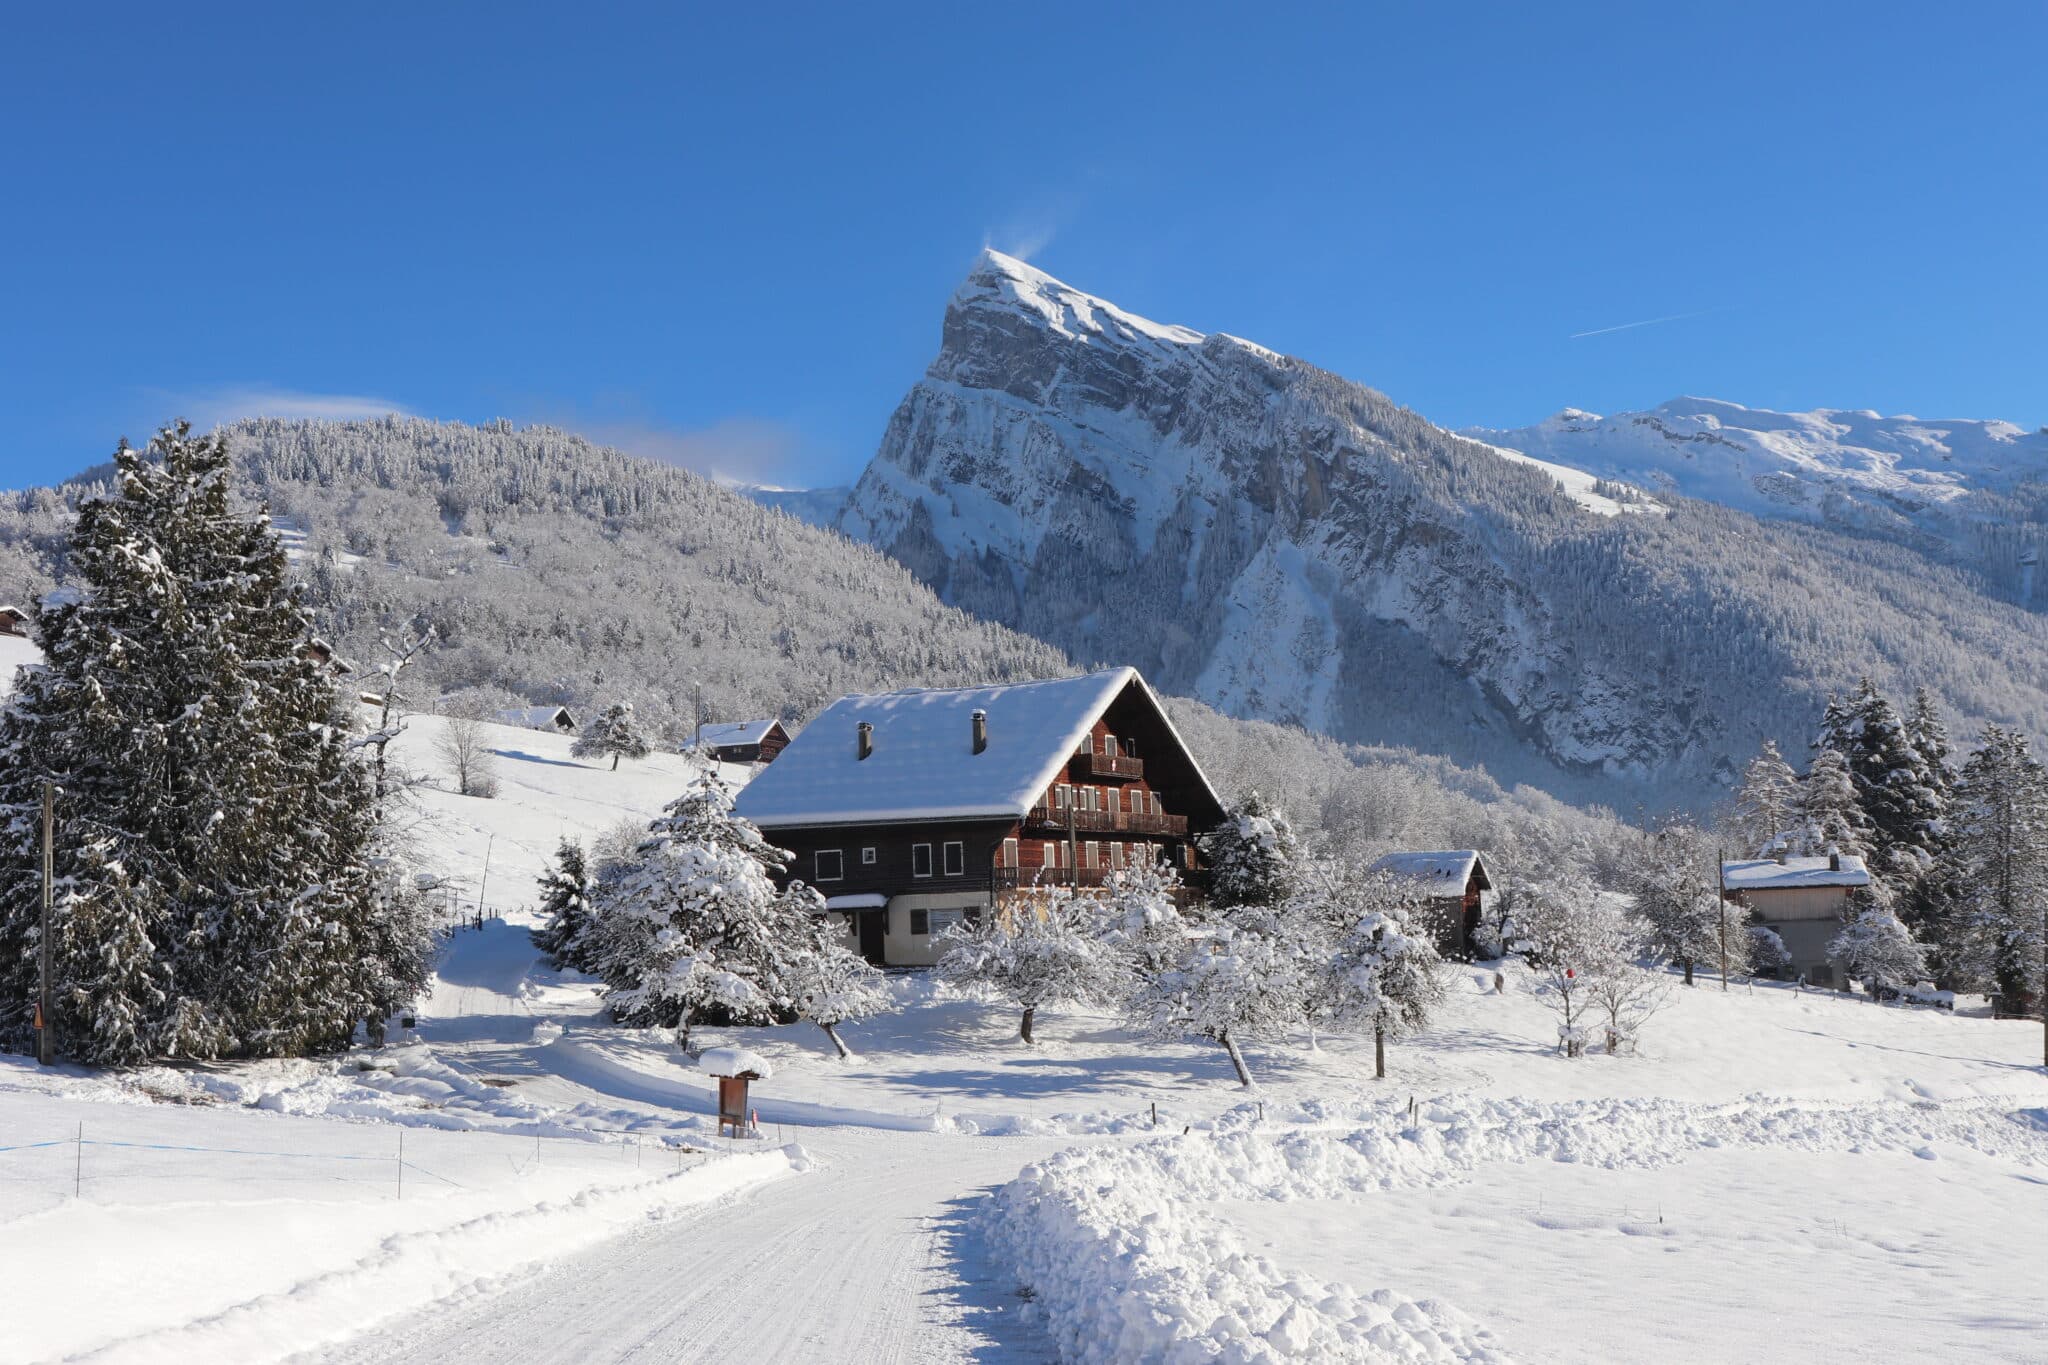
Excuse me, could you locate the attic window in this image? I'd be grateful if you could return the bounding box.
[815,849,844,882]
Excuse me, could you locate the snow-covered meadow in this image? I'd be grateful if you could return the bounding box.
[3,697,2045,1362]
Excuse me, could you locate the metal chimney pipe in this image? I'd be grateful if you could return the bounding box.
[972,710,987,755]
[857,721,873,761]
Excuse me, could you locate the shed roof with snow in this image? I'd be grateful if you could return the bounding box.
[696,719,782,748]
[495,705,577,733]
[1368,850,1491,895]
[1721,854,1870,891]
[734,667,1223,830]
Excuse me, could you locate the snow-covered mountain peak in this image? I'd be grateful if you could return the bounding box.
[955,250,1206,354]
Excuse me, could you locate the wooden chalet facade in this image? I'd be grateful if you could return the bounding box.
[696,719,791,766]
[733,668,1226,966]
[1367,850,1492,960]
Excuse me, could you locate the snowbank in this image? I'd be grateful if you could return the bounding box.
[984,1092,2048,1363]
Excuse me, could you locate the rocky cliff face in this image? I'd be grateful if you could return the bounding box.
[836,252,2048,803]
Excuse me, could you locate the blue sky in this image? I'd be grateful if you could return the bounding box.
[5,3,2044,490]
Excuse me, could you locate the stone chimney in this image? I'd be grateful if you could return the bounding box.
[1828,851,1841,872]
[857,721,873,761]
[972,709,988,755]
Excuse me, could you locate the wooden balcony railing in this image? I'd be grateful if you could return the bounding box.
[1071,750,1145,781]
[1022,804,1188,837]
[993,864,1205,906]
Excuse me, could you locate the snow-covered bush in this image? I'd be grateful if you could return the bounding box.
[1829,900,1929,1001]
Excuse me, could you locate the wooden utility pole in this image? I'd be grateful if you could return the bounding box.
[1717,847,1729,992]
[38,781,56,1066]
[475,834,496,926]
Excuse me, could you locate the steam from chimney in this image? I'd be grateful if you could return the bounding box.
[857,720,873,761]
[972,709,987,755]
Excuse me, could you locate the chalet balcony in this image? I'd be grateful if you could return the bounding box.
[994,864,1205,906]
[1022,804,1188,837]
[1071,749,1145,781]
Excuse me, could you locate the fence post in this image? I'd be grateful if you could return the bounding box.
[74,1121,82,1197]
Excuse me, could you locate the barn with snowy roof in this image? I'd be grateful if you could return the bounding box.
[735,667,1225,967]
[693,718,791,766]
[1367,850,1492,960]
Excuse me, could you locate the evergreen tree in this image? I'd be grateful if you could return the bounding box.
[1800,747,1873,858]
[0,424,425,1063]
[1728,739,1800,857]
[1821,680,1943,878]
[533,839,596,972]
[1944,727,2048,1023]
[1197,791,1302,909]
[574,701,654,771]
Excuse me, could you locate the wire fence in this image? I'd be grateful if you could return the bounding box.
[0,1115,713,1219]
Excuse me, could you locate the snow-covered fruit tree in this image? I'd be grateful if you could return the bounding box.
[1631,821,1739,986]
[1095,859,1191,981]
[0,424,432,1063]
[588,769,823,1049]
[1510,875,1628,1058]
[789,939,890,1060]
[1132,912,1310,1087]
[938,888,1121,1044]
[1828,900,1929,1001]
[574,701,653,771]
[1197,791,1302,909]
[1322,885,1447,1079]
[532,839,597,972]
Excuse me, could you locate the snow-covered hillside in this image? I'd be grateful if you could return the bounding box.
[833,251,2048,802]
[1470,399,2048,602]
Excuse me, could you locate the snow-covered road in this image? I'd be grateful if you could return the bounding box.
[313,1127,1064,1365]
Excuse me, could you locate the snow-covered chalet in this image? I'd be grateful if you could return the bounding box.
[1366,850,1492,960]
[1720,852,1870,990]
[733,667,1226,967]
[694,718,791,766]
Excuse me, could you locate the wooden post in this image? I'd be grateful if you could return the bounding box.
[38,781,56,1066]
[476,834,495,925]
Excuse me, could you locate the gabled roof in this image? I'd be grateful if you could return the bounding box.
[696,719,786,747]
[495,704,577,731]
[735,667,1220,829]
[1722,855,1869,891]
[1369,850,1489,893]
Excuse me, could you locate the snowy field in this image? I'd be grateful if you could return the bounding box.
[2,697,2045,1361]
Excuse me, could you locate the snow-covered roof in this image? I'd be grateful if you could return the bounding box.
[697,1046,773,1079]
[1722,855,1870,891]
[696,719,783,747]
[1368,850,1488,892]
[824,893,888,910]
[0,603,25,618]
[735,667,1220,829]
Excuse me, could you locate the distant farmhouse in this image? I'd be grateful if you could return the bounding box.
[736,668,1225,967]
[1721,852,1870,989]
[0,604,28,639]
[496,704,578,734]
[1367,850,1492,960]
[695,719,791,766]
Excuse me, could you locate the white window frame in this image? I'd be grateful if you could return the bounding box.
[815,849,844,882]
[861,846,877,865]
[1001,837,1019,868]
[912,843,933,878]
[927,908,966,936]
[942,841,965,876]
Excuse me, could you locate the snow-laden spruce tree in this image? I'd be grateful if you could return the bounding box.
[789,939,891,1060]
[938,888,1121,1044]
[1800,747,1874,858]
[1631,821,1737,986]
[574,701,654,771]
[1728,739,1801,857]
[532,839,596,972]
[1829,901,1928,1001]
[0,424,427,1063]
[1320,873,1446,1079]
[1197,791,1303,909]
[587,768,822,1049]
[1943,726,2048,1031]
[1821,679,1947,881]
[1133,911,1310,1087]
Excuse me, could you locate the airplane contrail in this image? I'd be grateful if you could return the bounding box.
[1569,307,1725,339]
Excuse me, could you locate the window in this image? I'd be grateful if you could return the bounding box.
[910,909,930,935]
[815,849,844,881]
[861,847,877,865]
[928,908,966,935]
[1084,841,1099,870]
[1083,787,1099,812]
[1001,838,1019,868]
[943,841,964,876]
[1102,733,1115,756]
[1044,840,1059,868]
[1054,784,1070,809]
[1123,737,1138,757]
[911,843,933,878]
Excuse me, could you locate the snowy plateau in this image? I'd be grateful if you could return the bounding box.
[2,678,2045,1363]
[818,251,2048,806]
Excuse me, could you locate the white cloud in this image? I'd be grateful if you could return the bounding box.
[157,385,414,429]
[553,413,813,487]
